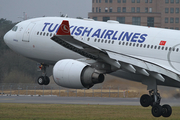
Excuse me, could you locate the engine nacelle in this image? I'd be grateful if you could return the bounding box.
[53,59,104,89]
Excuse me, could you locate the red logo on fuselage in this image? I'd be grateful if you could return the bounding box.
[61,24,70,33]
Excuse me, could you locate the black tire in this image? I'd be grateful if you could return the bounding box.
[37,76,45,85]
[44,76,50,85]
[151,105,162,117]
[162,104,172,117]
[140,94,152,107]
[150,95,155,106]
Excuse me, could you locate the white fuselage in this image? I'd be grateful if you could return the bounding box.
[3,17,180,87]
[4,17,180,71]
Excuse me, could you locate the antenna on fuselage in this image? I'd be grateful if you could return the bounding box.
[65,14,68,18]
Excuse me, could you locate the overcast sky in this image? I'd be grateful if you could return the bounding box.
[0,0,92,23]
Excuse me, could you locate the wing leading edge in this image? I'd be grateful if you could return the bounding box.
[51,20,121,69]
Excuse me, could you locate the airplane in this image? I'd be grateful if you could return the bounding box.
[3,16,180,117]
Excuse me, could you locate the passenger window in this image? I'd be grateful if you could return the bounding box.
[98,39,100,42]
[151,45,153,49]
[173,48,175,51]
[129,43,132,46]
[147,45,150,48]
[46,33,49,36]
[154,46,157,49]
[144,44,146,48]
[105,40,107,43]
[162,47,164,50]
[126,42,128,46]
[133,43,136,46]
[119,41,121,45]
[108,40,111,44]
[37,32,39,35]
[136,43,139,47]
[87,38,90,41]
[94,39,97,42]
[40,32,42,35]
[50,33,52,37]
[165,47,168,50]
[176,48,179,52]
[101,39,104,43]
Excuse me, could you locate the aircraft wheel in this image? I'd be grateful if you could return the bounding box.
[44,76,50,85]
[151,105,162,117]
[140,94,152,107]
[37,76,45,85]
[162,104,172,117]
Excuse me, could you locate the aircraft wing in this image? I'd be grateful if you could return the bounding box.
[106,50,180,82]
[51,20,121,68]
[51,20,180,83]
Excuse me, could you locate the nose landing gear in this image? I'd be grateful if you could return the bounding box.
[37,63,50,85]
[37,76,50,85]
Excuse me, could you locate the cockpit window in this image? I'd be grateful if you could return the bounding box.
[12,26,18,31]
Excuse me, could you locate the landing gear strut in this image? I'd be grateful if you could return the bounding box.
[140,88,172,117]
[37,64,50,85]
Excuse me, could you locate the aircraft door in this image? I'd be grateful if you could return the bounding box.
[22,23,36,42]
[168,44,180,72]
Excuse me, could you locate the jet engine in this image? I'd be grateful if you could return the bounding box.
[53,59,104,89]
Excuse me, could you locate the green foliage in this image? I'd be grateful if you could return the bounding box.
[0,18,40,83]
[0,104,180,120]
[0,18,16,51]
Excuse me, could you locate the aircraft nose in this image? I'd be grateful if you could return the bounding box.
[3,31,10,44]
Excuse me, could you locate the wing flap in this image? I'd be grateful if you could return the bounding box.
[106,50,180,82]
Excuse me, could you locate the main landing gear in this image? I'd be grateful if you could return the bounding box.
[140,78,172,117]
[37,64,50,85]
